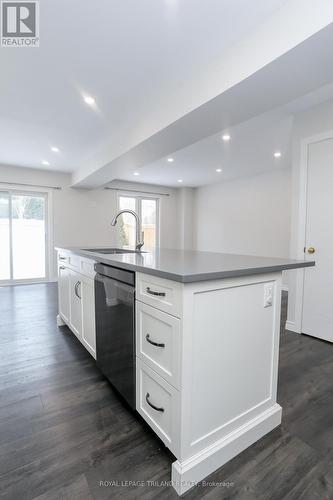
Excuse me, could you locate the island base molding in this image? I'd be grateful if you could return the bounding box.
[56,314,66,327]
[171,403,282,496]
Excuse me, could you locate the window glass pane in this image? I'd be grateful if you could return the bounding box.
[0,192,10,280]
[12,194,46,280]
[142,199,157,248]
[118,196,136,248]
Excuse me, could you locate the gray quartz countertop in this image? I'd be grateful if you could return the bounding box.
[55,246,315,283]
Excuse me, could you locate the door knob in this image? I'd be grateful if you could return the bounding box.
[307,247,316,254]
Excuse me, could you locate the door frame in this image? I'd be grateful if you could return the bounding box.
[0,184,54,285]
[291,129,333,333]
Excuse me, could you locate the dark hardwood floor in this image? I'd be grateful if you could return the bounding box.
[0,284,333,499]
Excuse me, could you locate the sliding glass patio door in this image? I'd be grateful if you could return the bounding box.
[0,191,48,283]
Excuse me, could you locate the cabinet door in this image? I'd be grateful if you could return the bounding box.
[81,276,96,359]
[58,265,70,324]
[70,271,82,340]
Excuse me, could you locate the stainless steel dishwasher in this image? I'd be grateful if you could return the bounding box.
[94,263,136,409]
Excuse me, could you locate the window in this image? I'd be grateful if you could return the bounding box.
[117,194,159,249]
[0,190,48,283]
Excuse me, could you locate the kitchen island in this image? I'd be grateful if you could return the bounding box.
[55,246,314,495]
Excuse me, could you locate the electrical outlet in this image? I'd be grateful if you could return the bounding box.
[263,283,274,308]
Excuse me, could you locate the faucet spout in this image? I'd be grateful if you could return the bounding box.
[111,209,144,251]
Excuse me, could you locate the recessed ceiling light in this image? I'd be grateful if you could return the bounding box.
[177,179,183,183]
[41,160,49,166]
[274,151,282,158]
[216,168,222,173]
[84,96,95,106]
[133,172,140,176]
[222,134,231,142]
[51,146,60,153]
[167,157,174,163]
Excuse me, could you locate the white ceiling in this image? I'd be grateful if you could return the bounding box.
[116,82,333,188]
[116,110,294,187]
[116,83,333,187]
[0,0,289,173]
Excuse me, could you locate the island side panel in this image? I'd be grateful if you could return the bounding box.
[173,272,282,493]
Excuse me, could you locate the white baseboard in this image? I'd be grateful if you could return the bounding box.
[285,320,301,333]
[171,404,282,496]
[56,314,66,327]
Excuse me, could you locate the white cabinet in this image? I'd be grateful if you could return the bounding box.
[136,272,182,317]
[136,271,283,496]
[69,271,82,340]
[80,275,96,358]
[136,301,181,388]
[58,265,70,324]
[57,252,96,359]
[136,358,180,456]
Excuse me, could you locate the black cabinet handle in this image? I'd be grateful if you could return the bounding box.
[145,393,164,412]
[146,334,165,348]
[59,256,66,260]
[146,287,166,297]
[59,266,65,270]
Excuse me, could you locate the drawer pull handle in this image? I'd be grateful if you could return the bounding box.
[146,334,165,348]
[59,256,66,260]
[59,266,66,270]
[145,393,164,412]
[74,281,81,299]
[146,287,166,297]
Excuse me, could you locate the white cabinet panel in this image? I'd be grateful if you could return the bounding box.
[58,265,70,324]
[81,275,96,359]
[136,359,180,456]
[136,272,182,317]
[136,301,180,388]
[57,251,96,358]
[69,271,82,340]
[80,258,95,278]
[58,252,69,266]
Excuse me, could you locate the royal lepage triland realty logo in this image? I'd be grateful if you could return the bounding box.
[1,1,39,47]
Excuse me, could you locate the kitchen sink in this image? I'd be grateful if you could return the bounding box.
[82,248,144,254]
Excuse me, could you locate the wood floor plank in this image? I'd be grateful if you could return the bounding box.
[31,473,93,500]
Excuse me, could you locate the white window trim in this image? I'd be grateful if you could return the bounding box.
[116,190,160,249]
[0,184,54,286]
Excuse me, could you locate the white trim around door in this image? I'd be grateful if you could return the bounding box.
[291,129,333,334]
[0,184,54,285]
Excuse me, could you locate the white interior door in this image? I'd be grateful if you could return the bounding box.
[302,138,333,342]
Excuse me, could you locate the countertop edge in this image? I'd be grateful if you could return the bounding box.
[55,247,315,283]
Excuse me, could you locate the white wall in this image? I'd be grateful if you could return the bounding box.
[194,169,291,265]
[0,165,180,280]
[177,187,195,250]
[287,99,333,330]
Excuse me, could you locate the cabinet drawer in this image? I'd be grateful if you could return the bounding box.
[136,359,179,455]
[58,252,80,270]
[136,302,180,388]
[80,257,95,278]
[58,252,69,265]
[68,253,80,270]
[136,273,182,317]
